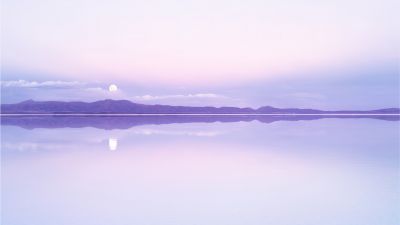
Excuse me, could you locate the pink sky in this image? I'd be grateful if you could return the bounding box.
[1,0,399,109]
[2,0,398,85]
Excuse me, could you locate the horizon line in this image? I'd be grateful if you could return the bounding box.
[1,113,399,116]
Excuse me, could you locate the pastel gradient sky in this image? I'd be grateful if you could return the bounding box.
[1,0,399,109]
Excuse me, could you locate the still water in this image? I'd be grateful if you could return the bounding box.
[1,116,399,225]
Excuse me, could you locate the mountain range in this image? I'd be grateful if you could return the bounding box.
[1,99,399,114]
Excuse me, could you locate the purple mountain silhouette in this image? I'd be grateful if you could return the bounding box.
[1,99,399,114]
[1,115,398,130]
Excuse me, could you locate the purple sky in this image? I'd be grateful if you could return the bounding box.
[1,0,399,109]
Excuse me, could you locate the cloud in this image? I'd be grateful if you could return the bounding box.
[130,93,246,107]
[132,93,225,101]
[284,92,326,100]
[1,79,246,107]
[1,80,85,88]
[0,80,129,103]
[83,86,128,99]
[271,92,328,109]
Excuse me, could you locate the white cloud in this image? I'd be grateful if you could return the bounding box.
[84,87,128,99]
[284,92,326,100]
[271,92,328,109]
[132,93,224,101]
[1,80,247,107]
[1,79,85,88]
[85,87,104,91]
[130,93,246,107]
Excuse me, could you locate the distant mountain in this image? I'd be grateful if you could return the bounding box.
[1,99,399,114]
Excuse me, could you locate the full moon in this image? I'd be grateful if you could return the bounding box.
[108,84,118,92]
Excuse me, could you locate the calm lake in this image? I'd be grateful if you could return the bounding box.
[1,116,399,225]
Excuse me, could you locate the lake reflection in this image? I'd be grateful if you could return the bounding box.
[1,117,399,225]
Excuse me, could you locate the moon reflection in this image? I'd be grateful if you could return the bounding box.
[108,138,118,151]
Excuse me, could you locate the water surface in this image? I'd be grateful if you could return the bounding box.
[1,116,399,225]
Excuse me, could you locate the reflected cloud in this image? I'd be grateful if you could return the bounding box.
[133,129,222,137]
[2,142,69,152]
[2,142,39,152]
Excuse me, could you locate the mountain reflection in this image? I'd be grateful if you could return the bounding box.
[1,115,399,130]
